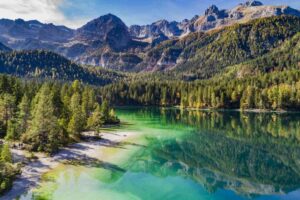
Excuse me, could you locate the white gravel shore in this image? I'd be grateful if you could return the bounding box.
[2,131,138,200]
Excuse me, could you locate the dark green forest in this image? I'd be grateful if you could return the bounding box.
[0,50,125,85]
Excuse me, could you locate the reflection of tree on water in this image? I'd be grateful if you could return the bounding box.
[159,109,300,143]
[124,109,300,197]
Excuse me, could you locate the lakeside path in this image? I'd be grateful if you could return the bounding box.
[2,131,140,200]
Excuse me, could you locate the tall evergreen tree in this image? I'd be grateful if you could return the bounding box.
[16,94,30,138]
[87,104,104,132]
[0,93,16,128]
[22,85,63,153]
[5,120,17,141]
[101,100,110,122]
[1,144,12,163]
[67,92,84,140]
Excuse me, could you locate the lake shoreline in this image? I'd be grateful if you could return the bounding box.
[2,130,138,200]
[116,106,295,114]
[179,107,289,113]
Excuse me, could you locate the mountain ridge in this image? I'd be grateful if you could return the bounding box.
[0,1,299,72]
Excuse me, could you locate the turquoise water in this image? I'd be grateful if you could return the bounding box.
[19,107,300,200]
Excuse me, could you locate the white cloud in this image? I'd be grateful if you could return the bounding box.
[0,0,85,28]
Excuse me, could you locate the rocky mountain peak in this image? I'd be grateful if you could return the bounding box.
[205,5,220,16]
[78,14,127,33]
[76,13,131,49]
[242,0,263,7]
[154,20,169,26]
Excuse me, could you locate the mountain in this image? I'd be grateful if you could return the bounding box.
[129,20,184,44]
[134,15,300,79]
[222,31,300,79]
[129,1,300,43]
[0,1,299,72]
[75,14,130,50]
[0,50,124,85]
[0,18,74,50]
[193,1,300,31]
[65,14,148,70]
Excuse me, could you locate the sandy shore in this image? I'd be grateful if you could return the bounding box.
[2,131,139,200]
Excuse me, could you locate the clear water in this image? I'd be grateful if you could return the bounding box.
[19,107,300,200]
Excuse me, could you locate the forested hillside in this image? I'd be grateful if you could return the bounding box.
[138,16,300,79]
[0,50,125,85]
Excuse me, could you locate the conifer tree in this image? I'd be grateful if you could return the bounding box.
[16,94,30,138]
[1,144,12,163]
[22,84,63,153]
[100,100,109,121]
[67,92,84,140]
[0,93,16,128]
[5,120,17,141]
[87,104,104,132]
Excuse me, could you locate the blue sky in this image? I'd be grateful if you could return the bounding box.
[0,0,299,28]
[60,0,300,26]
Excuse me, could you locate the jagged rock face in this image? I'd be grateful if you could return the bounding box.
[242,0,263,7]
[204,5,220,16]
[129,20,183,43]
[193,2,300,32]
[129,16,202,43]
[131,1,300,41]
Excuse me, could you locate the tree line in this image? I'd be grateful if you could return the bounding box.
[101,69,300,111]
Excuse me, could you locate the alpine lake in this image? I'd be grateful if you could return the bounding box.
[19,107,300,200]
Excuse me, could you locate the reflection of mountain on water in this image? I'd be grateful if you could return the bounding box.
[125,109,300,197]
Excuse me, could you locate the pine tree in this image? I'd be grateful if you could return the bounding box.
[71,80,81,93]
[101,100,110,122]
[67,92,84,140]
[87,104,104,132]
[1,144,12,163]
[22,84,63,153]
[0,93,16,128]
[16,94,30,138]
[5,120,17,141]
